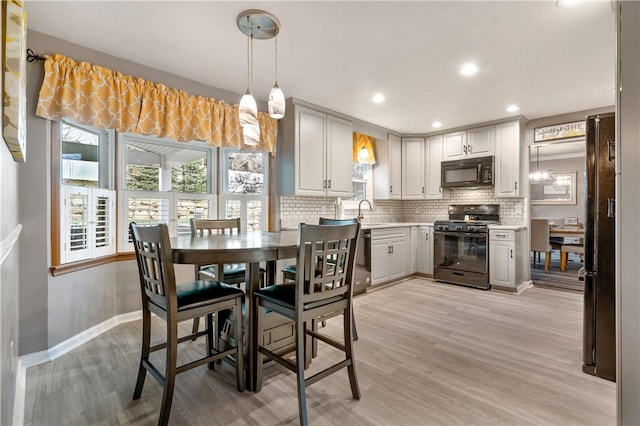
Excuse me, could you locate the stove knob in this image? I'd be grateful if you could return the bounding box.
[455,225,463,231]
[469,226,476,232]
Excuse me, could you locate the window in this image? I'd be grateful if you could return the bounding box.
[56,121,115,264]
[118,135,216,250]
[351,162,370,201]
[219,149,268,231]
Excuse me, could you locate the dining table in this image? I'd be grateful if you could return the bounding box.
[170,230,299,392]
[549,226,586,239]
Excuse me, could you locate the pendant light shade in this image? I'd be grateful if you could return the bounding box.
[268,83,285,119]
[237,9,285,144]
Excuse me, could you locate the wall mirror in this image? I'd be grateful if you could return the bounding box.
[530,140,584,205]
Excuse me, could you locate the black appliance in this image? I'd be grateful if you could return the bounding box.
[441,155,494,188]
[433,204,499,290]
[582,112,616,381]
[353,228,371,295]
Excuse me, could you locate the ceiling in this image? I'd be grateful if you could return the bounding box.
[25,1,616,135]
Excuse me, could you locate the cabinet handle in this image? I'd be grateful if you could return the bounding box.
[388,246,394,254]
[390,185,393,193]
[496,233,508,238]
[510,249,513,258]
[328,179,331,188]
[439,186,442,193]
[323,179,327,189]
[425,234,429,241]
[608,140,616,161]
[422,187,425,194]
[607,198,615,218]
[463,145,467,154]
[468,144,472,153]
[515,181,518,190]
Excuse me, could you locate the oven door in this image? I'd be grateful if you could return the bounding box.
[433,231,489,288]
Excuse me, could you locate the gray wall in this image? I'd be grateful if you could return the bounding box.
[531,156,586,224]
[0,25,22,426]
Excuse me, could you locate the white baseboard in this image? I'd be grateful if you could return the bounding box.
[17,310,142,423]
[21,310,142,368]
[12,357,25,426]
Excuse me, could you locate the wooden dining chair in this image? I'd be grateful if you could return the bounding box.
[530,219,562,272]
[253,222,361,426]
[281,217,360,343]
[130,223,245,426]
[189,218,265,336]
[560,242,585,272]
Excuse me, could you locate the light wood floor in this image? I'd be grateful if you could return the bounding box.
[24,278,616,425]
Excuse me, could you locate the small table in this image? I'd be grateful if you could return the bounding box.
[549,227,585,271]
[171,230,298,391]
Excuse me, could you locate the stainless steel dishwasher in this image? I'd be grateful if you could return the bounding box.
[353,228,371,294]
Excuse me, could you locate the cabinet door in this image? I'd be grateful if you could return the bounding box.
[418,226,433,275]
[494,121,520,198]
[374,134,402,200]
[326,115,353,197]
[442,131,467,160]
[389,135,402,198]
[425,134,446,199]
[489,240,515,287]
[296,107,326,196]
[466,125,494,158]
[389,238,407,280]
[371,239,391,285]
[401,137,425,199]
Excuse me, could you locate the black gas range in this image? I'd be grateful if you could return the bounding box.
[433,204,499,289]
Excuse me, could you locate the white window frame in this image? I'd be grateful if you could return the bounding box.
[343,163,374,210]
[57,120,116,264]
[117,133,216,251]
[219,148,269,231]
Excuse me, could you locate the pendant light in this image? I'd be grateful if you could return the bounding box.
[237,10,284,145]
[268,33,285,119]
[529,146,555,183]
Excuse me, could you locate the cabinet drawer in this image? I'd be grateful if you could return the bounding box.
[371,227,408,240]
[490,230,515,242]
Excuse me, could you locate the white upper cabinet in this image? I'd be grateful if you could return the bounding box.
[279,101,353,197]
[424,134,449,199]
[373,134,402,199]
[442,126,495,161]
[494,120,521,198]
[442,131,467,160]
[401,137,425,199]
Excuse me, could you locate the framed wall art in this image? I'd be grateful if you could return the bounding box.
[531,171,577,205]
[2,0,27,162]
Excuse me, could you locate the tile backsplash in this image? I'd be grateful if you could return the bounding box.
[280,188,525,228]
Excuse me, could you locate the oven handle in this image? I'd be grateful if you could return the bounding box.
[434,231,487,238]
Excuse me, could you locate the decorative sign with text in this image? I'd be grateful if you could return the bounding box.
[534,120,586,142]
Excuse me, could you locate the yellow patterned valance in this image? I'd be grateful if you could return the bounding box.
[352,132,376,165]
[35,54,278,153]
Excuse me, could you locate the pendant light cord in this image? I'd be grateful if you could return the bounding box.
[274,34,279,84]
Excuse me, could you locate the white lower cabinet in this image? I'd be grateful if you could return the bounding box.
[417,225,434,275]
[371,227,410,286]
[489,228,527,290]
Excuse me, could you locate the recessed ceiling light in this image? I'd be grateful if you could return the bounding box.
[371,93,385,104]
[460,63,478,76]
[556,0,582,7]
[432,121,443,128]
[506,105,520,113]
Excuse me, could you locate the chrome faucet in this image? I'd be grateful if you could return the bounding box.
[357,199,372,221]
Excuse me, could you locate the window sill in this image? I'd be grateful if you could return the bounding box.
[50,252,135,276]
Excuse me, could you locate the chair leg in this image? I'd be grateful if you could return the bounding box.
[295,318,309,426]
[344,307,361,400]
[560,252,568,272]
[234,297,245,392]
[191,317,200,341]
[254,298,265,392]
[206,313,215,370]
[133,309,151,400]
[544,251,551,272]
[158,320,178,426]
[351,312,359,341]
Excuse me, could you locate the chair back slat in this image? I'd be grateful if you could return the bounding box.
[190,218,241,236]
[130,223,177,310]
[296,223,360,306]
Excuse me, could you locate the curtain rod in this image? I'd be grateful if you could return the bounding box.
[26,49,46,62]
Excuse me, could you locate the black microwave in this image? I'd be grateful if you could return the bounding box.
[441,156,494,188]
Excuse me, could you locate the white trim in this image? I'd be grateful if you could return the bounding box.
[21,310,142,368]
[12,357,25,426]
[0,224,22,266]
